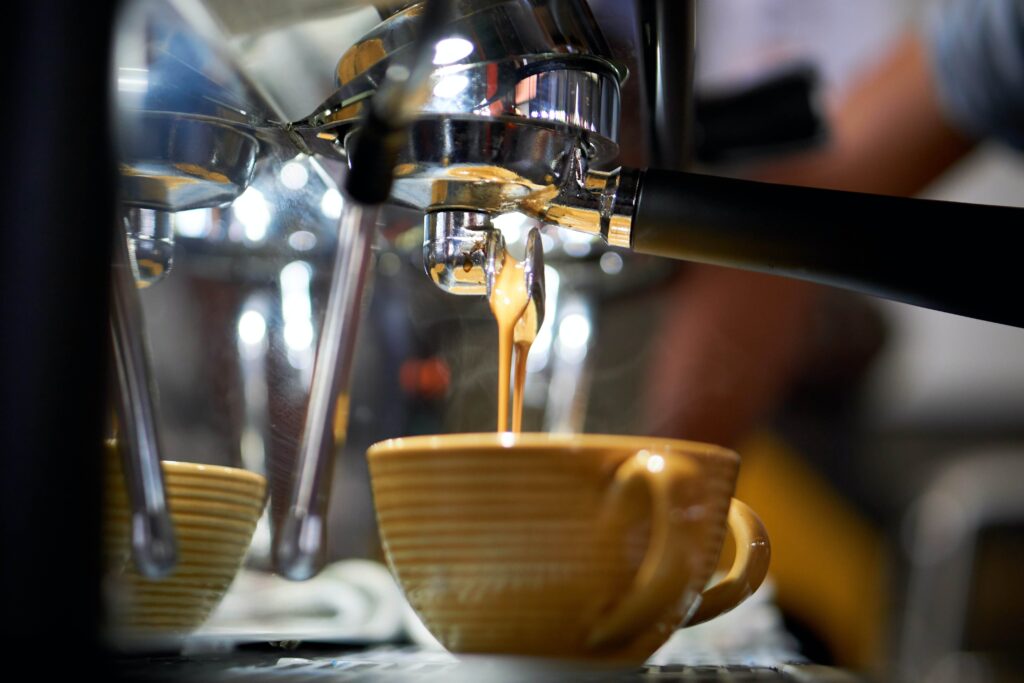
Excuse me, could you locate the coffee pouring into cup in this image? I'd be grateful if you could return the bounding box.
[104,0,1024,655]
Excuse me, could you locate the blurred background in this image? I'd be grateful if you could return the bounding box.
[115,0,1024,680]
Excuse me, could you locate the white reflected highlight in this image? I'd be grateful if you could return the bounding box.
[561,230,593,245]
[599,251,624,275]
[562,238,592,258]
[281,261,313,320]
[283,318,314,351]
[234,187,271,242]
[378,251,402,277]
[240,427,266,474]
[526,265,559,373]
[492,212,533,245]
[555,312,591,364]
[280,261,316,374]
[175,208,210,238]
[646,454,665,473]
[433,37,474,65]
[237,310,267,346]
[117,67,149,93]
[288,230,318,251]
[321,188,344,220]
[280,161,309,190]
[433,74,470,99]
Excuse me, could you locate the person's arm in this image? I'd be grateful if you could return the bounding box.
[753,30,975,195]
[643,29,975,446]
[928,0,1024,151]
[643,265,818,447]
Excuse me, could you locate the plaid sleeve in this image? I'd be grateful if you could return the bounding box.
[927,0,1024,148]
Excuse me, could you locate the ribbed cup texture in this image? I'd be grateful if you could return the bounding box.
[103,449,266,636]
[368,435,737,661]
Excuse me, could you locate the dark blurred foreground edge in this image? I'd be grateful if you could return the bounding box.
[0,0,117,675]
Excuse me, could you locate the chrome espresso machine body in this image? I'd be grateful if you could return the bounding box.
[5,0,1024,668]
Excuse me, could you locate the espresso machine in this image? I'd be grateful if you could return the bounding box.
[5,0,1024,676]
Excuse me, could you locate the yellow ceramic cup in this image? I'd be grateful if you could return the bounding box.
[367,433,770,662]
[103,454,266,638]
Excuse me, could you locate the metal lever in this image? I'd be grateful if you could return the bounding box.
[109,225,177,578]
[274,0,455,581]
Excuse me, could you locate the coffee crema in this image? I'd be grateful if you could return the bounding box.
[488,249,535,432]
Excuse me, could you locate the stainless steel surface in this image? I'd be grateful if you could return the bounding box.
[118,114,259,213]
[116,0,641,288]
[345,0,462,130]
[295,57,623,203]
[517,149,640,247]
[113,0,641,243]
[296,0,622,129]
[420,153,640,295]
[289,0,635,270]
[312,54,623,152]
[124,208,176,286]
[340,0,459,204]
[423,210,498,295]
[114,0,286,212]
[273,200,376,580]
[116,0,285,126]
[109,230,177,579]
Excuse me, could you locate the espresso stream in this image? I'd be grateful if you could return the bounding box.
[488,250,534,432]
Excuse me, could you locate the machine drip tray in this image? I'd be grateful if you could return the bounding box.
[112,644,862,682]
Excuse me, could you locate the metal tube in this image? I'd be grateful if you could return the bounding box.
[109,228,177,578]
[273,201,375,580]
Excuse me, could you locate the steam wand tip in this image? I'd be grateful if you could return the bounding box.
[130,509,178,579]
[273,508,327,581]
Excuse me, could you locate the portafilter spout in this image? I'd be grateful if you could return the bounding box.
[423,210,503,296]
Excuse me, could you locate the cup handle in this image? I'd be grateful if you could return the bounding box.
[586,450,700,650]
[686,498,770,627]
[586,451,770,650]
